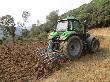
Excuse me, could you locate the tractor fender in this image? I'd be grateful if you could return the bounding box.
[60,31,77,41]
[86,36,98,48]
[62,33,78,41]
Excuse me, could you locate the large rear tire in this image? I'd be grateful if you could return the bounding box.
[62,36,83,59]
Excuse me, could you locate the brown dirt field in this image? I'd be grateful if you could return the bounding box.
[0,28,110,82]
[0,40,48,82]
[0,40,66,82]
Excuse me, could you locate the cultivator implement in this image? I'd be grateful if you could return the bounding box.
[35,48,67,65]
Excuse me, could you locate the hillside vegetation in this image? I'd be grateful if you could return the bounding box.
[63,0,110,27]
[0,0,109,42]
[30,0,110,39]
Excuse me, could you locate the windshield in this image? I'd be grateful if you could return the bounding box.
[56,21,68,31]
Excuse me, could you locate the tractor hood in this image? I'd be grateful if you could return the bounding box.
[48,32,59,39]
[48,31,76,40]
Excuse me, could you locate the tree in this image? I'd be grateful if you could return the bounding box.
[36,20,41,26]
[45,10,59,32]
[22,11,30,29]
[46,10,59,20]
[30,24,40,37]
[0,15,16,41]
[21,11,31,38]
[22,11,30,22]
[22,29,30,38]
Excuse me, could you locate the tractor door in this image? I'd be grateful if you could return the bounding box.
[68,20,84,40]
[68,20,83,32]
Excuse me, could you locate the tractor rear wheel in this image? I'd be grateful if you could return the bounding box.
[90,38,100,52]
[62,36,83,59]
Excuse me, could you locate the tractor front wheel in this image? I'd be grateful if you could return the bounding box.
[62,36,83,59]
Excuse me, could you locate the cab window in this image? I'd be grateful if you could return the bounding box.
[68,20,83,32]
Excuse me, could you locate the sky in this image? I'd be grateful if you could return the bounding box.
[0,0,92,24]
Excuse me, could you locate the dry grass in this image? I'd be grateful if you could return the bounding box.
[89,27,110,36]
[36,27,110,82]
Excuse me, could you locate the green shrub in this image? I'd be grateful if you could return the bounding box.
[37,32,48,40]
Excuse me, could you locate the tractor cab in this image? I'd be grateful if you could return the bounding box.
[56,17,83,32]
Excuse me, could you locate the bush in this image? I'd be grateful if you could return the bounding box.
[37,32,48,40]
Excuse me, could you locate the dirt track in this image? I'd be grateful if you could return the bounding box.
[0,28,110,82]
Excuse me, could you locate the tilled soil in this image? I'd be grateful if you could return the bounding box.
[0,41,66,82]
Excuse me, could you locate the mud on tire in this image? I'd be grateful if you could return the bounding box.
[61,36,83,59]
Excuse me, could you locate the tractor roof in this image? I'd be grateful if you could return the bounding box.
[58,16,78,22]
[66,16,77,20]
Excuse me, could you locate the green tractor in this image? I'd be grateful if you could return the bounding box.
[48,16,100,59]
